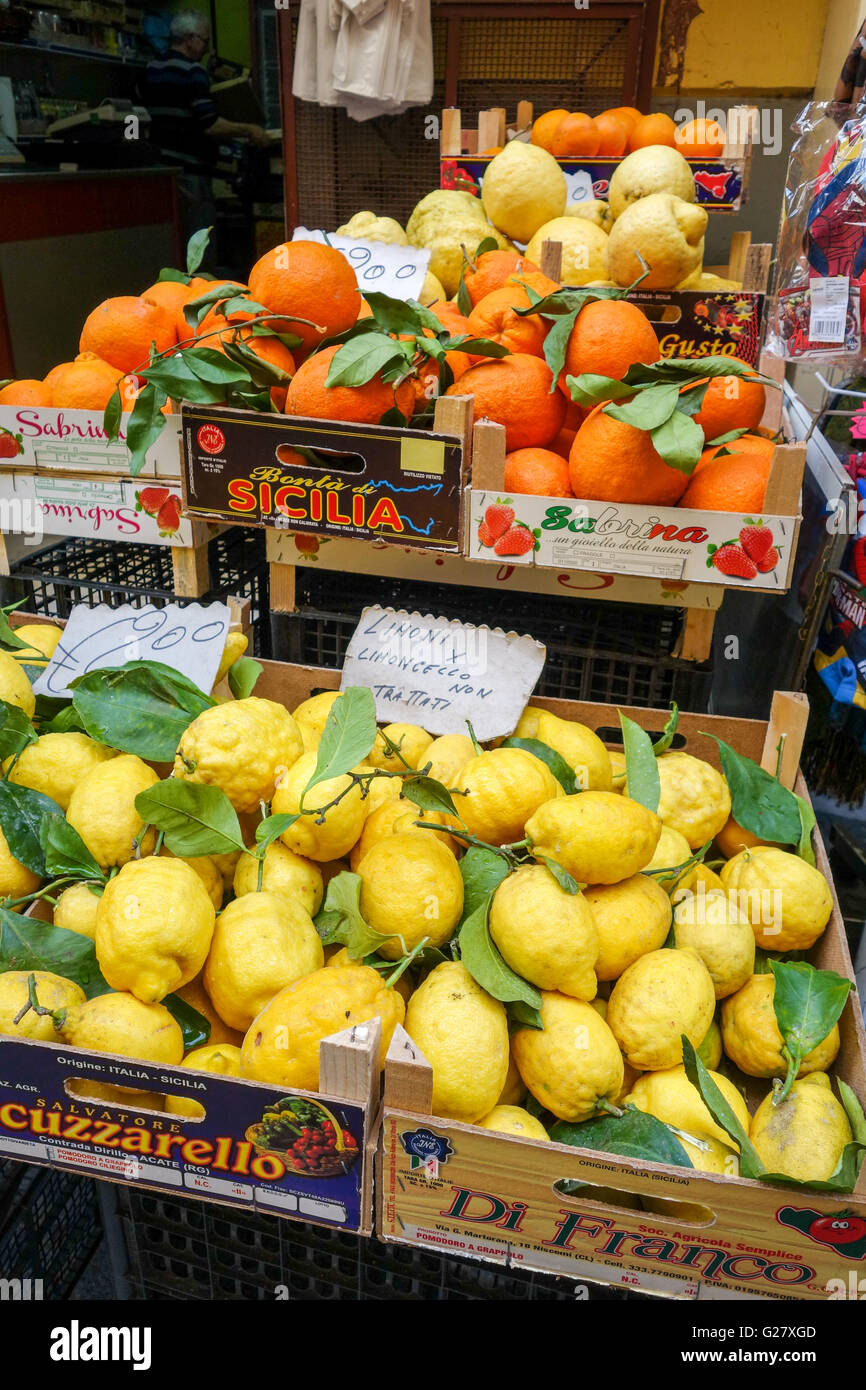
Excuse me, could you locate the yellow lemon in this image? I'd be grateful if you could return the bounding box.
[673,888,755,998]
[526,216,608,286]
[607,144,695,220]
[405,961,508,1123]
[514,707,612,790]
[719,847,833,952]
[481,142,567,243]
[0,648,35,717]
[337,211,408,245]
[692,862,725,893]
[0,824,41,901]
[11,623,62,662]
[750,1074,853,1182]
[357,832,464,960]
[213,630,249,687]
[95,856,216,1003]
[626,1064,750,1150]
[63,992,184,1064]
[424,734,476,786]
[476,1105,548,1140]
[607,947,715,1071]
[645,824,696,896]
[175,971,244,1048]
[715,815,776,858]
[165,1043,242,1117]
[0,971,85,1040]
[325,946,412,1005]
[720,974,840,1079]
[609,750,627,793]
[526,791,661,884]
[405,190,509,297]
[65,753,158,870]
[605,193,706,290]
[53,881,102,938]
[697,1017,723,1070]
[369,723,433,773]
[292,691,341,741]
[204,890,323,1032]
[174,697,303,813]
[512,992,624,1122]
[489,863,598,999]
[160,847,223,910]
[453,747,562,845]
[497,1049,527,1107]
[272,750,366,861]
[349,799,456,871]
[233,841,323,917]
[656,751,731,850]
[4,733,117,811]
[583,873,672,981]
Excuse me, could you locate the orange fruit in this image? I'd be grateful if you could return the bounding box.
[675,117,726,159]
[593,112,629,157]
[210,327,296,410]
[466,285,547,356]
[568,404,689,505]
[605,106,643,136]
[174,276,217,339]
[425,300,483,363]
[142,279,194,319]
[0,379,52,407]
[248,242,359,358]
[560,299,659,396]
[550,113,600,158]
[43,362,75,395]
[49,354,124,412]
[463,250,540,308]
[678,451,771,513]
[550,426,576,458]
[695,433,775,474]
[693,359,766,441]
[504,448,573,497]
[119,375,174,416]
[715,816,775,858]
[531,109,570,152]
[399,328,469,412]
[506,270,560,299]
[481,146,504,155]
[628,112,677,151]
[445,354,565,451]
[285,344,414,424]
[80,297,176,375]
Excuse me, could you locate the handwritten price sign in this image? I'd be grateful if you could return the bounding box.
[292,228,431,301]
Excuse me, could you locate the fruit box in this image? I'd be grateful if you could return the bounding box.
[0,406,181,480]
[0,469,203,552]
[376,690,866,1301]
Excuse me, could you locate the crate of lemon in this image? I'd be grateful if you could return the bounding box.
[0,618,863,1286]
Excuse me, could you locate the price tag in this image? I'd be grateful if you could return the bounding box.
[292,228,431,301]
[340,607,546,741]
[808,276,849,343]
[34,601,231,699]
[564,169,596,204]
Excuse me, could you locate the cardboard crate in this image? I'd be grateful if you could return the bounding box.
[376,691,866,1301]
[0,406,181,480]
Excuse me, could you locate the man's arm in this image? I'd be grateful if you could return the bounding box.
[204,115,271,146]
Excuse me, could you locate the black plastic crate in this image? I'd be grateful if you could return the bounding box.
[2,529,271,657]
[271,568,712,712]
[0,1160,102,1299]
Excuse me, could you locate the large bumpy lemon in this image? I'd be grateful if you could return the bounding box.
[514,707,612,791]
[583,873,672,981]
[66,753,158,870]
[719,847,833,952]
[359,773,403,819]
[645,824,696,896]
[489,864,598,998]
[160,847,223,910]
[241,963,404,1090]
[525,217,607,286]
[481,142,567,243]
[477,1105,549,1140]
[357,832,464,960]
[750,1073,853,1182]
[527,791,661,885]
[424,734,476,786]
[337,211,408,245]
[369,723,433,773]
[405,962,508,1123]
[0,824,41,901]
[204,890,323,1032]
[565,199,614,233]
[513,992,624,1122]
[721,973,840,1078]
[63,991,184,1064]
[607,947,715,1071]
[174,697,303,813]
[291,690,340,748]
[95,856,216,1003]
[673,889,755,998]
[272,750,365,861]
[349,799,456,871]
[608,145,696,220]
[627,1064,749,1152]
[233,841,323,916]
[453,747,562,846]
[605,193,706,290]
[656,752,731,850]
[406,189,510,296]
[325,945,412,1005]
[53,881,101,938]
[0,648,35,717]
[0,971,85,1040]
[5,733,117,811]
[165,1043,242,1117]
[175,971,243,1047]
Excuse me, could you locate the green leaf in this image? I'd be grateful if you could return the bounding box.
[704,427,750,447]
[163,993,210,1049]
[134,780,246,858]
[362,293,424,336]
[181,281,246,328]
[401,775,459,818]
[0,781,63,875]
[304,688,376,799]
[446,336,508,359]
[227,656,262,700]
[619,712,660,813]
[795,796,817,867]
[459,845,509,921]
[654,702,679,755]
[104,384,123,440]
[39,704,87,735]
[184,345,261,386]
[604,382,681,431]
[550,1106,695,1168]
[157,267,189,284]
[0,700,38,761]
[537,855,582,894]
[474,236,499,257]
[0,604,37,653]
[682,1036,766,1178]
[314,871,395,958]
[456,274,472,318]
[458,893,542,1009]
[539,307,580,387]
[506,999,544,1031]
[325,335,407,388]
[0,907,111,999]
[39,814,104,881]
[649,409,705,474]
[186,226,212,275]
[126,384,168,478]
[624,356,772,386]
[500,736,577,795]
[71,662,215,763]
[254,812,298,855]
[769,960,853,1102]
[565,373,633,407]
[702,735,801,848]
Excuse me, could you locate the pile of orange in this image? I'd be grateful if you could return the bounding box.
[530,107,726,158]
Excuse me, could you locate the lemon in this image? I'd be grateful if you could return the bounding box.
[241,963,404,1090]
[720,973,840,1078]
[477,1105,549,1140]
[95,856,216,1003]
[697,1017,723,1070]
[406,190,509,297]
[714,815,775,859]
[63,992,184,1064]
[213,631,249,687]
[360,773,403,819]
[0,824,41,900]
[645,824,696,895]
[605,193,707,291]
[165,1043,242,1117]
[453,746,562,845]
[175,971,244,1047]
[405,961,508,1123]
[609,750,627,793]
[750,1074,853,1182]
[673,889,755,999]
[0,971,85,1040]
[424,734,476,786]
[272,750,366,861]
[204,890,323,1032]
[53,881,101,938]
[160,847,223,910]
[337,211,408,245]
[489,863,598,999]
[527,791,661,885]
[497,1050,527,1107]
[233,841,323,916]
[564,200,614,233]
[607,947,715,1071]
[292,690,340,741]
[419,268,446,304]
[349,799,456,871]
[719,847,832,952]
[11,623,62,662]
[65,753,158,870]
[326,945,412,1005]
[627,1064,750,1151]
[513,992,624,1122]
[608,145,696,220]
[4,732,117,812]
[583,873,672,981]
[525,217,607,287]
[0,648,35,717]
[691,862,725,893]
[211,849,243,891]
[174,697,303,814]
[357,832,464,960]
[514,707,612,790]
[369,722,433,773]
[655,752,731,851]
[481,142,567,243]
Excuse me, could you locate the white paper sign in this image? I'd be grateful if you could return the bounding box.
[292,228,430,301]
[34,602,231,699]
[564,169,596,204]
[340,607,546,741]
